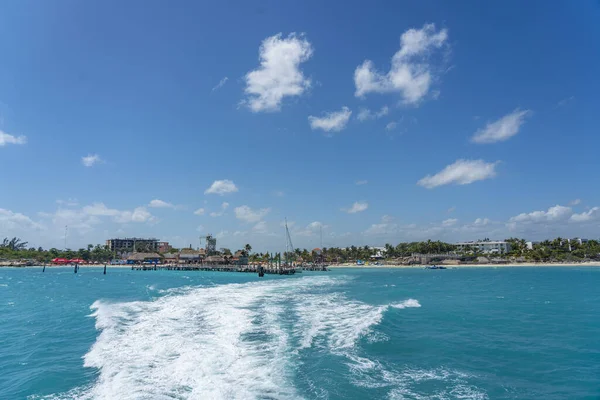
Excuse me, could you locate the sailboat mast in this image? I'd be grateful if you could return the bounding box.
[284,218,288,266]
[320,225,323,249]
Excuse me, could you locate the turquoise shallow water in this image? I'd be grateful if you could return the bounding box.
[0,267,599,399]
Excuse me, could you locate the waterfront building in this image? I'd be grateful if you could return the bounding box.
[126,252,162,264]
[456,240,512,254]
[179,248,205,264]
[106,237,159,253]
[158,242,171,253]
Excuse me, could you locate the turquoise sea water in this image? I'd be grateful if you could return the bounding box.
[1,267,599,399]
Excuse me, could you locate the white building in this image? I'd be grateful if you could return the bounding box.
[456,241,512,254]
[571,238,588,245]
[371,246,386,259]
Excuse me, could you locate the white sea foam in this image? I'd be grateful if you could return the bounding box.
[294,292,387,351]
[82,281,303,400]
[390,299,421,309]
[292,294,485,400]
[382,367,488,400]
[44,275,431,400]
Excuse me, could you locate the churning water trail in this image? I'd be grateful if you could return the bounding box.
[40,275,427,400]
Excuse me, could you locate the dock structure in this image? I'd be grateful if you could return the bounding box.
[131,263,328,274]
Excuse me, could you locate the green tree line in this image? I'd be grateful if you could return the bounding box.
[3,237,599,264]
[0,238,114,263]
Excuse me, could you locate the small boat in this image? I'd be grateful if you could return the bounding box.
[425,265,447,270]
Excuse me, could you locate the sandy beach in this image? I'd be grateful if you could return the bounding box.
[328,262,600,268]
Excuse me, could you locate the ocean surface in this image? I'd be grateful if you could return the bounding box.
[1,267,599,400]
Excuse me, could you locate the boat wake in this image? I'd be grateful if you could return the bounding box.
[39,276,484,400]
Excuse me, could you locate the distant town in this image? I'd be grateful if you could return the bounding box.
[1,235,600,267]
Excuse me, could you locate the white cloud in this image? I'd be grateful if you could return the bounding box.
[385,121,398,131]
[244,33,313,112]
[205,180,239,195]
[442,218,458,227]
[307,221,323,230]
[215,230,229,239]
[81,203,122,218]
[252,221,268,234]
[447,206,456,213]
[148,199,174,209]
[196,225,204,232]
[381,215,394,223]
[473,217,490,226]
[295,221,327,237]
[357,106,389,121]
[570,207,600,223]
[308,106,352,133]
[364,223,392,236]
[569,199,581,206]
[343,201,369,214]
[354,23,448,104]
[508,205,572,227]
[273,190,285,197]
[505,204,589,234]
[471,109,531,144]
[209,202,230,217]
[42,208,99,234]
[129,207,152,223]
[36,202,156,240]
[417,159,499,189]
[0,130,27,146]
[81,202,155,224]
[211,77,228,92]
[355,180,368,185]
[0,208,44,231]
[234,205,270,223]
[193,208,205,216]
[81,154,102,167]
[364,215,398,236]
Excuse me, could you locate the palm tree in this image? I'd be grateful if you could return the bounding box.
[384,243,394,258]
[1,237,28,250]
[244,244,252,254]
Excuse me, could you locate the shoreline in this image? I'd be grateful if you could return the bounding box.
[0,264,133,268]
[2,262,600,269]
[328,262,600,268]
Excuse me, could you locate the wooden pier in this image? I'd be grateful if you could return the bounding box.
[130,264,328,274]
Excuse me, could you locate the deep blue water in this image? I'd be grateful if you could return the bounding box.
[1,266,599,399]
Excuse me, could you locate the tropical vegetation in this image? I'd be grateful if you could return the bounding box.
[1,236,599,264]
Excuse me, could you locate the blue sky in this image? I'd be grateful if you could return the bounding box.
[1,0,600,251]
